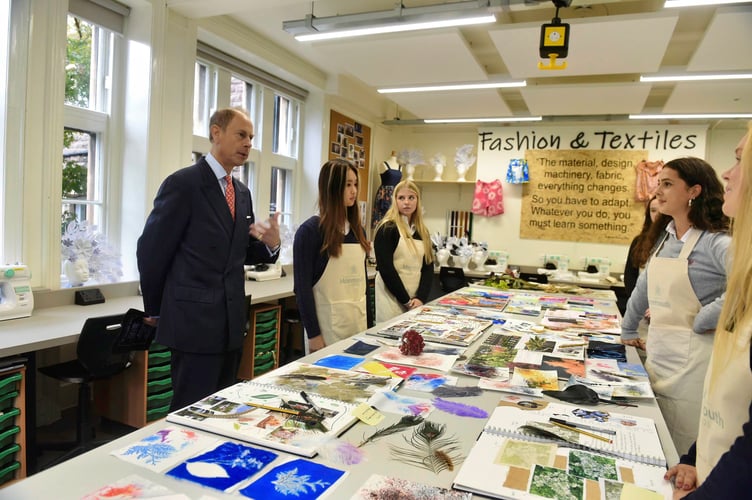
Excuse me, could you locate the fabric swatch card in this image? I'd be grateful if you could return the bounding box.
[238,458,346,500]
[166,441,277,492]
[343,340,379,356]
[82,474,188,499]
[111,426,219,472]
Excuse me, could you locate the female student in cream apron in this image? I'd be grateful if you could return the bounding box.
[645,229,714,455]
[312,242,367,346]
[375,236,424,323]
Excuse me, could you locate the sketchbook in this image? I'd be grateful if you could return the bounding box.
[453,433,672,499]
[473,400,667,467]
[165,378,360,458]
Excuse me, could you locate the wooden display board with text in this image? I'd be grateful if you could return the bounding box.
[521,149,646,244]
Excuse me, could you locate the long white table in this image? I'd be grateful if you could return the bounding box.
[2,287,679,499]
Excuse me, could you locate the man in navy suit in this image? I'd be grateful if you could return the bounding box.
[137,108,280,410]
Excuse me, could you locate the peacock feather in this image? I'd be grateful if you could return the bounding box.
[389,421,463,474]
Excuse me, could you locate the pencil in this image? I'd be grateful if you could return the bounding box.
[549,417,617,435]
[548,419,613,443]
[245,402,300,415]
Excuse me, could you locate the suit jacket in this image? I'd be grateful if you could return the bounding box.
[137,158,276,354]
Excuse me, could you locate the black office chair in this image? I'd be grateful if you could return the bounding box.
[439,266,469,293]
[38,313,134,468]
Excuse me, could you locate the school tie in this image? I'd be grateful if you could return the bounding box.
[224,175,235,220]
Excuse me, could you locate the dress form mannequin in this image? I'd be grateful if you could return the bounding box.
[372,151,403,230]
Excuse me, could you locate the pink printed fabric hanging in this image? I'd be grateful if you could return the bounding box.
[472,179,504,217]
[635,160,664,201]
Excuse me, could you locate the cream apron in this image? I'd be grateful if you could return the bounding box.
[645,229,714,455]
[375,235,425,324]
[696,319,752,484]
[313,243,367,346]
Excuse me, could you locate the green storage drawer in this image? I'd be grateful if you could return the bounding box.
[254,309,278,323]
[147,363,171,380]
[0,391,18,413]
[146,404,170,422]
[253,359,275,376]
[0,427,19,453]
[0,374,21,399]
[254,329,276,345]
[255,318,277,332]
[147,377,172,394]
[148,350,171,364]
[0,443,20,470]
[254,351,275,365]
[0,460,19,486]
[254,338,277,352]
[0,409,20,432]
[147,390,173,410]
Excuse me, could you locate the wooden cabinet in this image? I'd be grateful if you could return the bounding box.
[238,304,281,380]
[0,366,26,487]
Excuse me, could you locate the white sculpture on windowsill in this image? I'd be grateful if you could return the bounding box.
[64,258,90,287]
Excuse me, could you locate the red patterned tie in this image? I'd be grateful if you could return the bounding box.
[225,174,235,220]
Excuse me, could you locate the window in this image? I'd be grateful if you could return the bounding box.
[270,166,292,228]
[0,0,9,263]
[272,93,298,158]
[193,60,215,137]
[62,13,116,285]
[230,75,254,117]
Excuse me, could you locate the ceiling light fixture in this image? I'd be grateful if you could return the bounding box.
[424,116,543,123]
[640,72,752,83]
[378,81,526,93]
[629,113,752,120]
[283,1,501,42]
[664,0,750,7]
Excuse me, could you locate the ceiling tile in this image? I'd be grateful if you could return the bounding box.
[687,6,752,72]
[522,83,650,115]
[663,81,752,113]
[488,12,678,79]
[387,89,511,119]
[312,31,488,87]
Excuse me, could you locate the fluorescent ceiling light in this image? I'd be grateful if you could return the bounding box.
[424,117,543,123]
[641,72,752,83]
[630,113,752,120]
[378,81,526,94]
[284,1,499,42]
[664,0,750,7]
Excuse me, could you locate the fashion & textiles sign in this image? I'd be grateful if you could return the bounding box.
[475,126,706,245]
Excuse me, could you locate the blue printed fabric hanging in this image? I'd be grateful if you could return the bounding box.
[506,159,529,184]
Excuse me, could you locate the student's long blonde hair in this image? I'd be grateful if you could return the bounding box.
[375,180,433,264]
[709,123,752,389]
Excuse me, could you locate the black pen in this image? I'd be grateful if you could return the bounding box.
[300,391,324,416]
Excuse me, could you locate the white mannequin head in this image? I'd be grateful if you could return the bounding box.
[65,258,90,286]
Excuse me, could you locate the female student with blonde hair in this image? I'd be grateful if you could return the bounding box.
[667,127,752,498]
[373,179,434,323]
[293,159,370,353]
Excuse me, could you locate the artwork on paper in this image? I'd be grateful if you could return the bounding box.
[568,449,618,481]
[404,372,457,392]
[81,474,186,500]
[529,464,584,500]
[477,377,543,397]
[313,354,364,371]
[166,441,277,492]
[254,362,402,404]
[373,347,459,372]
[602,479,665,500]
[510,367,560,390]
[540,355,586,380]
[369,390,433,418]
[238,458,346,500]
[497,439,557,469]
[351,473,472,500]
[465,333,521,370]
[435,288,511,308]
[343,340,379,356]
[357,360,418,379]
[111,426,219,472]
[452,362,509,381]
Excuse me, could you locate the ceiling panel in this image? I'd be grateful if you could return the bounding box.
[488,12,678,79]
[687,6,752,72]
[387,89,512,119]
[521,83,650,116]
[663,81,752,113]
[311,31,488,87]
